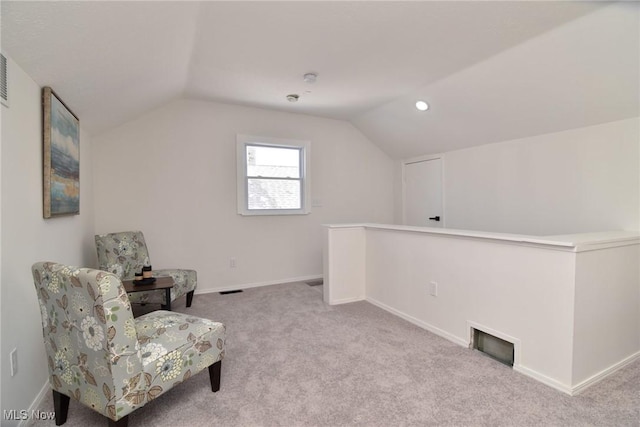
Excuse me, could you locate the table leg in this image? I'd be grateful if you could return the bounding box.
[161,288,171,311]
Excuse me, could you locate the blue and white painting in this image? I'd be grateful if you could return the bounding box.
[45,88,79,217]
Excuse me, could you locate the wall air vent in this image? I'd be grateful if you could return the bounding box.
[1,53,8,107]
[472,328,515,367]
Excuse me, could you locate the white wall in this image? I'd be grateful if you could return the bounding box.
[364,228,577,389]
[0,56,95,423]
[92,99,394,292]
[398,118,640,235]
[572,244,640,388]
[323,226,366,305]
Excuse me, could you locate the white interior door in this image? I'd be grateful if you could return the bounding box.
[404,158,443,227]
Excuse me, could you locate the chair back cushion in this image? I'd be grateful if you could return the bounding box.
[95,231,150,279]
[32,262,142,420]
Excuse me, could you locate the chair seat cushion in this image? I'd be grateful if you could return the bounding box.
[135,311,225,390]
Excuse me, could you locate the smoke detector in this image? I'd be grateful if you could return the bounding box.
[303,73,318,83]
[286,94,299,102]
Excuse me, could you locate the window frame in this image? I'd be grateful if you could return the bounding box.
[236,134,311,216]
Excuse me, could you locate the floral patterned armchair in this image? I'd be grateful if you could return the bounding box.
[32,262,225,427]
[95,231,197,308]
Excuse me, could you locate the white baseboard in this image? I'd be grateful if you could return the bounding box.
[365,296,468,347]
[516,350,640,396]
[195,274,323,295]
[513,365,572,395]
[328,296,365,305]
[570,351,640,396]
[19,381,50,427]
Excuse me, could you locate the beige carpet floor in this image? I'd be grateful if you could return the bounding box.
[33,282,639,426]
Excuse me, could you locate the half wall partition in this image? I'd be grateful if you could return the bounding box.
[323,224,640,395]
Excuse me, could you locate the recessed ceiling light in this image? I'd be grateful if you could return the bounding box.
[415,101,429,111]
[287,94,300,102]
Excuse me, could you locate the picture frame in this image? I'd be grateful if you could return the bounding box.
[42,87,80,218]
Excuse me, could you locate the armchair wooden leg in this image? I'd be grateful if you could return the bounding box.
[53,390,70,426]
[186,290,195,307]
[208,360,222,392]
[108,415,128,427]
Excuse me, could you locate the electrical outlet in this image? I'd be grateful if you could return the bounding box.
[229,258,237,269]
[10,348,17,376]
[429,281,438,297]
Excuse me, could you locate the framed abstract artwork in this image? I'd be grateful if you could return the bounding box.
[43,87,80,218]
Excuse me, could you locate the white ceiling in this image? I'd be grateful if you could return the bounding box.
[2,1,638,159]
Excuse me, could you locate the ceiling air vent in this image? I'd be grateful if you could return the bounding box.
[0,53,8,107]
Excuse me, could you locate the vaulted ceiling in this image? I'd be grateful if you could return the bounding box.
[2,1,638,159]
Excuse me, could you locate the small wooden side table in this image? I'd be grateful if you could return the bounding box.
[122,276,175,311]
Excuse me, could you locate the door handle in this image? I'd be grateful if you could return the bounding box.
[429,216,441,222]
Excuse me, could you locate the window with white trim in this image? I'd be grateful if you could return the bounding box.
[236,134,311,215]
